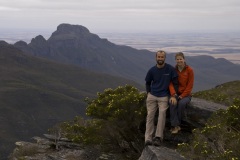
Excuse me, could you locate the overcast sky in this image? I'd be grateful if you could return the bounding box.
[0,0,240,33]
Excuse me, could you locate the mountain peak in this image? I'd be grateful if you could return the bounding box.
[30,35,47,45]
[52,23,90,36]
[0,40,10,47]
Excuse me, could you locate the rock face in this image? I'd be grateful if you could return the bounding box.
[29,35,50,56]
[9,134,100,160]
[9,97,227,160]
[53,24,90,36]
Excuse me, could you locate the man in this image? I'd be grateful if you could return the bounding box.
[145,50,178,146]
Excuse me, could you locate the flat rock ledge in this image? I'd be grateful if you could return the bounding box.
[139,146,186,160]
[10,134,102,160]
[190,97,227,111]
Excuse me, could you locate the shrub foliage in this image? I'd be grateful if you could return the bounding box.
[178,80,240,159]
[61,85,147,159]
[178,105,240,159]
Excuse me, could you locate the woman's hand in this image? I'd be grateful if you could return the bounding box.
[169,97,177,105]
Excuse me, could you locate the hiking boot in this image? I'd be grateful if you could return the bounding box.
[144,140,152,146]
[176,126,181,131]
[153,137,162,146]
[171,126,181,134]
[170,127,174,132]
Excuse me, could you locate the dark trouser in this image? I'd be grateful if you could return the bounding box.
[170,96,191,127]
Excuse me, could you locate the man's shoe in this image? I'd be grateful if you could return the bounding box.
[145,140,152,146]
[153,137,162,146]
[171,126,181,134]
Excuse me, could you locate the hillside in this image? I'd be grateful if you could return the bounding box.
[13,23,240,91]
[0,41,143,159]
[193,80,240,106]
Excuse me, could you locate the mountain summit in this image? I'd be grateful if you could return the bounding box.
[52,23,91,36]
[14,23,154,85]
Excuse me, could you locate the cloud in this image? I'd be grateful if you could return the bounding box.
[0,0,239,32]
[1,0,239,11]
[0,6,20,11]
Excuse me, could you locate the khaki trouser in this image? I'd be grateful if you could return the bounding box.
[145,93,169,142]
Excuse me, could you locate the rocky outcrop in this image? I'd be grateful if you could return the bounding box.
[14,40,28,50]
[14,35,50,56]
[139,146,186,160]
[54,24,90,35]
[9,134,101,160]
[29,35,50,56]
[0,40,11,46]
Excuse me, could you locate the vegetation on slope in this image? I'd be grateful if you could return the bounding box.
[178,80,240,159]
[193,80,240,106]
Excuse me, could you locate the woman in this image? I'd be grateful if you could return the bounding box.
[169,52,194,134]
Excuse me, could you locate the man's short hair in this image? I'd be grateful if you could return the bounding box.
[156,50,166,57]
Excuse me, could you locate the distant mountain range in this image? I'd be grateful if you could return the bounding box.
[13,23,240,91]
[0,23,240,159]
[13,24,154,87]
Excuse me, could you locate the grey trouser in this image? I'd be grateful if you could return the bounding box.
[145,93,168,142]
[170,96,191,127]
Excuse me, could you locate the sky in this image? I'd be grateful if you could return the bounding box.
[0,0,240,33]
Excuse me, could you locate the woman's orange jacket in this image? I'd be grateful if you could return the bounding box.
[169,65,194,98]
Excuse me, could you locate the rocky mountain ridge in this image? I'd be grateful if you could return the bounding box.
[13,23,240,91]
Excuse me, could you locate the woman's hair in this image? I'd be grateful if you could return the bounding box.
[175,52,185,59]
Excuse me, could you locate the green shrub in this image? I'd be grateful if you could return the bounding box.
[61,85,147,159]
[178,105,240,159]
